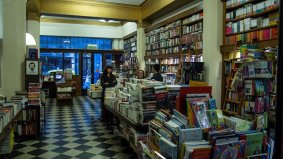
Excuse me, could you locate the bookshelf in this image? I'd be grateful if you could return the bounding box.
[123,31,138,77]
[0,110,23,142]
[222,0,279,46]
[144,4,204,83]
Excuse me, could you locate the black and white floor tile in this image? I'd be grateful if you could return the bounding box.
[10,97,136,159]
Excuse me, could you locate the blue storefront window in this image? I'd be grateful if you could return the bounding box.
[40,35,112,50]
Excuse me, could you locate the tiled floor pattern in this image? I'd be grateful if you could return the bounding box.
[9,97,135,159]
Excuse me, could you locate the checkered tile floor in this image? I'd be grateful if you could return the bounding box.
[10,97,136,159]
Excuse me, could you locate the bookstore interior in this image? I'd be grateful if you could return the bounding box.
[0,0,283,158]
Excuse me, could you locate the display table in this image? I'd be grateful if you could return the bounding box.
[56,84,73,105]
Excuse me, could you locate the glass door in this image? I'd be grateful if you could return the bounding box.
[82,53,92,94]
[93,54,102,84]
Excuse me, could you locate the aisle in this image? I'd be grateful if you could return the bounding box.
[11,97,135,159]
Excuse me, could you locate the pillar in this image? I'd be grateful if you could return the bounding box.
[27,19,40,56]
[203,1,223,106]
[0,0,26,97]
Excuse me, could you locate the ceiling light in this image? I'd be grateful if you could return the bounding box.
[26,33,36,46]
[98,19,107,22]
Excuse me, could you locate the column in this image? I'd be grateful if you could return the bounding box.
[137,21,149,71]
[203,1,223,105]
[27,19,40,56]
[0,0,26,97]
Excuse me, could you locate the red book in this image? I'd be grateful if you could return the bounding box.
[192,147,211,159]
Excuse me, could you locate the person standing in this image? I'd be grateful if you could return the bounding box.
[151,64,163,82]
[100,66,117,125]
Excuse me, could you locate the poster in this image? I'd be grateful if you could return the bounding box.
[26,60,39,75]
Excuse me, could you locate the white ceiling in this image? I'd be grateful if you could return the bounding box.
[95,0,145,5]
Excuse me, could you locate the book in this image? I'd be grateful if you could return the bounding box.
[245,132,264,156]
[191,146,211,159]
[190,100,210,128]
[255,80,266,96]
[248,153,268,159]
[245,80,255,96]
[159,137,177,159]
[212,140,246,159]
[179,128,203,146]
[208,98,217,110]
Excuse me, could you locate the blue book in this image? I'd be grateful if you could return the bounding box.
[159,137,177,159]
[179,128,202,147]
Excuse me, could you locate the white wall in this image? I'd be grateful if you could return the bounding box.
[122,22,137,37]
[152,0,203,25]
[27,20,40,53]
[1,0,26,97]
[203,1,223,106]
[0,0,3,93]
[40,22,124,39]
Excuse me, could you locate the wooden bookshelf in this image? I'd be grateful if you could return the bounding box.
[145,4,204,81]
[223,0,279,45]
[123,31,138,77]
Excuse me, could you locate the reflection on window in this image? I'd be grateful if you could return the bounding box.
[105,54,112,67]
[40,53,63,76]
[40,36,112,50]
[82,53,92,90]
[94,54,102,84]
[64,53,80,75]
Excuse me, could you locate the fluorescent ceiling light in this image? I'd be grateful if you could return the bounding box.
[26,33,36,46]
[98,19,107,22]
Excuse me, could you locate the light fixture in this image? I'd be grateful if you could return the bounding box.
[98,19,107,23]
[26,33,36,46]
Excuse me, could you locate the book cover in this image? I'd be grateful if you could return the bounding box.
[179,128,202,145]
[192,147,212,159]
[190,100,210,128]
[255,80,266,96]
[248,153,268,159]
[216,109,225,128]
[207,110,218,130]
[159,137,177,159]
[245,132,264,156]
[209,98,217,110]
[186,99,198,128]
[245,80,255,96]
[212,140,246,159]
[255,97,265,113]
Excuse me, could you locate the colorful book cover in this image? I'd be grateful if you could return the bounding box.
[255,97,265,113]
[245,132,264,156]
[207,110,218,130]
[209,98,217,110]
[212,140,246,159]
[216,109,225,128]
[190,100,210,128]
[186,99,198,128]
[192,147,212,159]
[255,80,266,96]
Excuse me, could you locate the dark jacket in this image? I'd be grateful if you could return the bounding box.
[151,73,163,82]
[101,74,117,90]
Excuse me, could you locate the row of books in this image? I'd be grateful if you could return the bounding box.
[182,11,203,25]
[182,22,203,35]
[160,27,180,40]
[159,20,181,33]
[160,46,180,55]
[28,83,41,106]
[0,103,22,134]
[242,61,273,78]
[146,50,160,56]
[181,31,202,45]
[227,91,240,101]
[225,27,278,45]
[226,0,278,9]
[226,16,278,35]
[160,58,180,65]
[146,38,180,51]
[226,0,278,21]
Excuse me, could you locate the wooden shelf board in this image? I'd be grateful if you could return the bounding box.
[220,39,278,53]
[226,24,278,36]
[225,99,241,104]
[226,7,279,23]
[182,18,203,26]
[223,110,238,115]
[226,0,255,10]
[144,53,181,60]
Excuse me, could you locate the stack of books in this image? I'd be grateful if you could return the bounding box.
[28,83,41,106]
